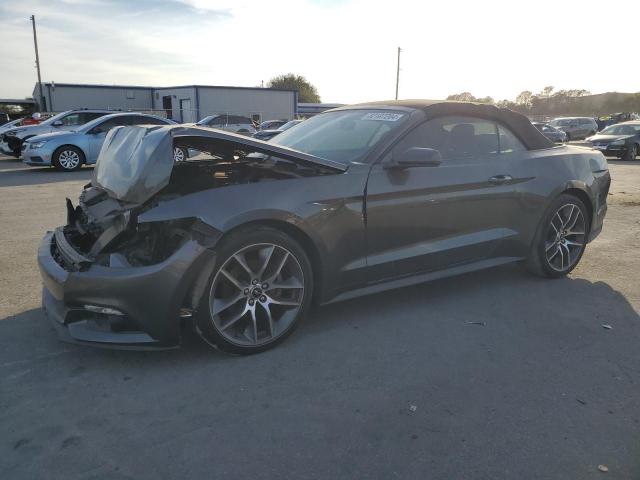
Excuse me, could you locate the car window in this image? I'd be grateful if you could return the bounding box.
[80,112,107,123]
[601,124,640,135]
[60,113,83,126]
[542,125,553,132]
[497,125,526,154]
[210,115,226,126]
[131,115,167,125]
[93,116,132,133]
[392,116,499,163]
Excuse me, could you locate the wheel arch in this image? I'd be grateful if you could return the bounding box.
[52,143,87,164]
[563,187,593,226]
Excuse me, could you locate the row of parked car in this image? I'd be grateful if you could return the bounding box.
[0,110,303,171]
[531,115,640,161]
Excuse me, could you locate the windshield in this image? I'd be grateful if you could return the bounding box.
[196,116,212,125]
[270,109,409,164]
[600,124,640,136]
[278,120,301,131]
[39,111,73,126]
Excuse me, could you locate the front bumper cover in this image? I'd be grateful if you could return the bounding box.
[38,230,215,350]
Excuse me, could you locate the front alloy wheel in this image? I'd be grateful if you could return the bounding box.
[53,146,84,171]
[197,227,313,354]
[623,144,637,161]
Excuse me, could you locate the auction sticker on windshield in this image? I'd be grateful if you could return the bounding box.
[361,113,405,122]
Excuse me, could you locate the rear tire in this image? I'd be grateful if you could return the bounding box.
[196,226,313,355]
[623,144,637,161]
[53,146,84,171]
[173,146,188,162]
[526,194,589,278]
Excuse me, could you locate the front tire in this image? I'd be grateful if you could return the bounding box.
[196,226,313,354]
[527,194,589,278]
[623,144,637,161]
[53,146,84,171]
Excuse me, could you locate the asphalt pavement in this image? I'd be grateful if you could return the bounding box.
[1,153,639,479]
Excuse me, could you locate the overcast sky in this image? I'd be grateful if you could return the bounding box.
[1,0,638,103]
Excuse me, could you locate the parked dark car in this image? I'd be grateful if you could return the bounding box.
[532,122,567,143]
[38,100,610,354]
[253,119,303,141]
[586,121,640,161]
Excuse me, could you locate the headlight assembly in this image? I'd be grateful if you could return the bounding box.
[29,140,48,149]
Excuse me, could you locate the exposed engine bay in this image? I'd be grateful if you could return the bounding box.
[55,126,342,271]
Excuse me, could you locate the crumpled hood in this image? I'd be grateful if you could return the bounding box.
[92,124,346,205]
[93,125,174,204]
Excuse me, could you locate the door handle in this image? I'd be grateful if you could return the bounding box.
[489,174,513,185]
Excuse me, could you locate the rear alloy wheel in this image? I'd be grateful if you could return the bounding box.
[197,227,313,354]
[173,146,188,162]
[527,194,589,278]
[53,146,84,171]
[623,144,637,161]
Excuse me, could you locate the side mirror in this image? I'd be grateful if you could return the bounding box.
[52,120,63,127]
[385,147,442,169]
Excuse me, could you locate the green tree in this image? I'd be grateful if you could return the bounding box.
[446,92,477,102]
[267,73,321,103]
[515,90,533,108]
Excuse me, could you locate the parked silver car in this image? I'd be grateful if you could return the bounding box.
[548,117,598,141]
[0,109,114,156]
[532,122,567,143]
[195,114,257,135]
[22,113,180,171]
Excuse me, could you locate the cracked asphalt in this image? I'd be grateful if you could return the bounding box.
[1,153,639,479]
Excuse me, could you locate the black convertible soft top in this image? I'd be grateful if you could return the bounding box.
[337,100,554,151]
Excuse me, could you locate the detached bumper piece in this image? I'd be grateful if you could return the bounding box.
[38,229,213,350]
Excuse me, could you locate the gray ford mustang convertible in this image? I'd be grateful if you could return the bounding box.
[38,100,610,354]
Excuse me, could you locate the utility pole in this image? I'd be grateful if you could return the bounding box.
[395,47,401,100]
[30,15,45,112]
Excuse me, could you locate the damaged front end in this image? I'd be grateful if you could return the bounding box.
[41,187,217,349]
[38,125,344,349]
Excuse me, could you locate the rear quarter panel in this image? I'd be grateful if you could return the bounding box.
[502,145,608,257]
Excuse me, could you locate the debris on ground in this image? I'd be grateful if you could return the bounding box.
[597,464,609,472]
[464,321,486,326]
[409,405,417,412]
[601,324,612,330]
[576,398,587,405]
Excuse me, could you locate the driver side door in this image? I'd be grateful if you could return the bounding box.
[364,116,520,282]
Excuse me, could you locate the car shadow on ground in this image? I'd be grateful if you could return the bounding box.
[2,264,640,479]
[0,157,93,187]
[1,264,638,367]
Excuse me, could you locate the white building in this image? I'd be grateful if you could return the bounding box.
[32,82,298,124]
